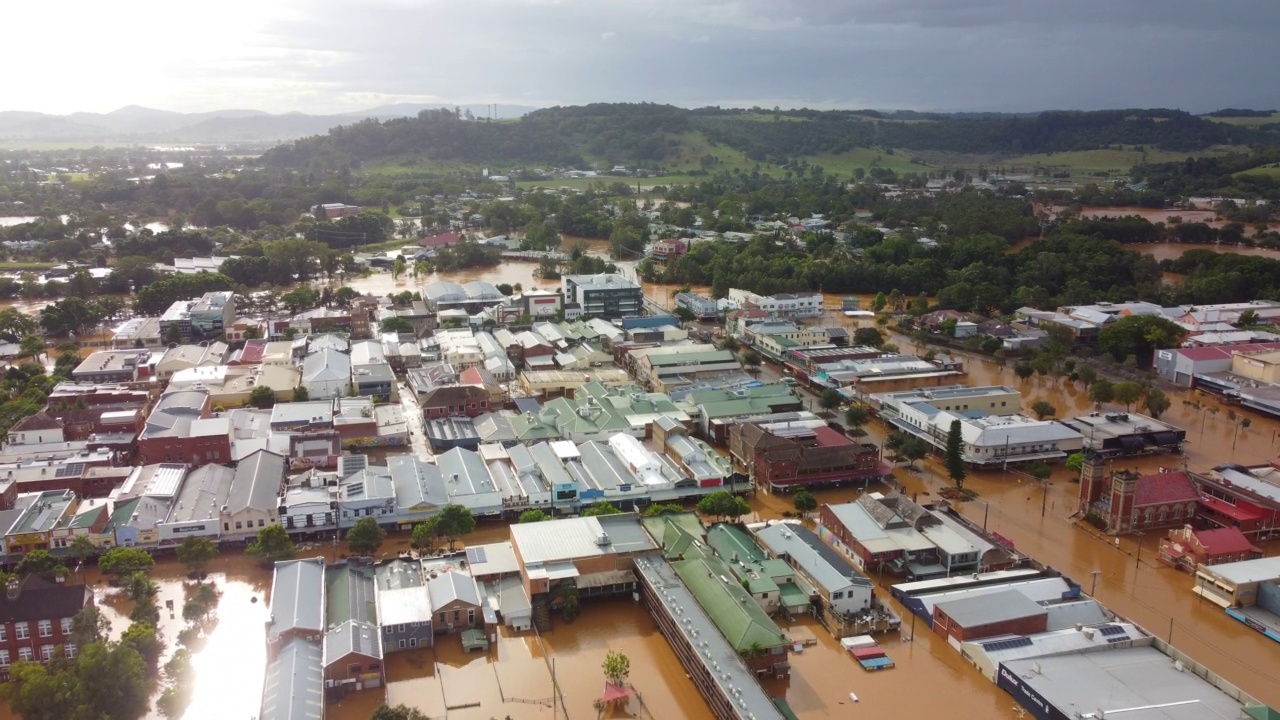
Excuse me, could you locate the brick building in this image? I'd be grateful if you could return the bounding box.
[1078,453,1200,535]
[729,423,889,490]
[932,589,1048,642]
[136,390,231,467]
[1158,525,1262,572]
[0,575,94,676]
[418,385,492,420]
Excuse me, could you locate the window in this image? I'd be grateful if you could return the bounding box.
[64,644,76,659]
[37,620,51,638]
[224,523,230,531]
[0,650,8,666]
[409,638,418,648]
[258,519,265,527]
[15,623,29,640]
[832,591,844,600]
[397,624,405,633]
[235,521,243,530]
[397,639,406,649]
[17,648,31,662]
[40,645,53,663]
[0,626,6,643]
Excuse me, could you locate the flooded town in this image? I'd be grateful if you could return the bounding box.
[4,41,1280,720]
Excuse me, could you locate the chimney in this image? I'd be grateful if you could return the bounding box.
[5,577,19,600]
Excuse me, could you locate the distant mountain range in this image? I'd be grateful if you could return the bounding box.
[0,104,541,144]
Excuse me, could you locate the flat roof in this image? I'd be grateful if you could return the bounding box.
[935,588,1045,627]
[1198,555,1280,585]
[510,513,655,565]
[1001,646,1249,720]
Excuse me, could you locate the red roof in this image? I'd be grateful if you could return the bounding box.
[1198,495,1262,522]
[458,367,488,386]
[811,426,854,448]
[1133,471,1199,507]
[1174,342,1280,362]
[1193,527,1260,557]
[419,232,461,248]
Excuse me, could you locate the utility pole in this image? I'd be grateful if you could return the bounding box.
[1090,569,1101,597]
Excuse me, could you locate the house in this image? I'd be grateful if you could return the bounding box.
[323,620,383,694]
[427,570,483,634]
[651,238,688,262]
[729,423,889,490]
[375,559,435,651]
[222,450,286,540]
[0,575,94,677]
[1159,525,1262,572]
[7,413,65,446]
[419,385,491,420]
[705,523,801,615]
[1078,454,1201,535]
[753,522,874,621]
[302,349,351,400]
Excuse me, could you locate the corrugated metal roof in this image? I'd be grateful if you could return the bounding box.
[259,637,323,720]
[269,558,326,639]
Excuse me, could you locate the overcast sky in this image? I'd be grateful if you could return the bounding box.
[7,0,1280,115]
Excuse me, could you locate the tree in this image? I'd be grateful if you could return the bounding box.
[410,519,438,553]
[871,292,887,312]
[581,500,622,517]
[1089,378,1115,408]
[519,509,551,523]
[333,286,361,308]
[5,639,150,720]
[68,535,96,566]
[1013,361,1035,381]
[792,490,818,517]
[18,335,44,361]
[844,404,870,437]
[176,536,218,575]
[944,419,966,490]
[182,583,219,625]
[853,327,885,347]
[246,524,296,563]
[392,256,407,279]
[1076,364,1097,387]
[602,649,631,687]
[97,547,154,581]
[120,622,162,667]
[1239,309,1260,327]
[819,388,843,413]
[430,504,476,550]
[1143,388,1171,419]
[70,606,110,647]
[347,517,387,556]
[900,436,929,469]
[291,386,310,402]
[1030,400,1057,420]
[1027,462,1052,481]
[696,490,751,521]
[1098,315,1186,364]
[1112,381,1143,411]
[741,349,762,373]
[248,384,277,409]
[1066,452,1085,474]
[643,503,686,517]
[380,316,415,334]
[370,705,430,720]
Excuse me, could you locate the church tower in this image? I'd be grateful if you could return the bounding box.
[1078,449,1107,516]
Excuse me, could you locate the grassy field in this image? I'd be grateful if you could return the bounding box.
[1235,163,1280,179]
[805,148,928,177]
[1204,113,1280,127]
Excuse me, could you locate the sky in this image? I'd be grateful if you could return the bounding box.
[5,0,1280,116]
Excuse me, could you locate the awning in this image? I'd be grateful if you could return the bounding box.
[601,683,635,703]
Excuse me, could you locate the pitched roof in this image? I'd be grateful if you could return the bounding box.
[268,558,326,638]
[671,554,788,652]
[0,575,91,623]
[10,412,64,432]
[427,570,481,608]
[1133,470,1199,507]
[228,449,286,515]
[420,384,490,408]
[259,636,323,720]
[1194,527,1260,557]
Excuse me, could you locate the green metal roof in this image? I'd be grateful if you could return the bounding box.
[767,335,799,348]
[672,553,788,653]
[106,498,141,530]
[707,524,769,564]
[641,513,707,554]
[778,583,811,609]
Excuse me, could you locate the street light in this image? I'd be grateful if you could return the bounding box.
[1090,569,1101,597]
[1134,531,1145,569]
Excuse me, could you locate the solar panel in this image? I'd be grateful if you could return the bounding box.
[1106,636,1129,644]
[981,637,1033,652]
[55,463,86,478]
[1098,625,1127,637]
[466,546,488,564]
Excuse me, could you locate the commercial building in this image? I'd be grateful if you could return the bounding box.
[874,385,1083,468]
[260,559,326,720]
[509,513,656,610]
[728,288,823,318]
[1193,556,1280,637]
[560,274,642,318]
[422,280,507,313]
[167,364,302,408]
[136,389,232,467]
[221,450,286,540]
[1153,342,1280,386]
[71,350,153,383]
[1158,525,1262,572]
[705,523,803,615]
[1193,461,1280,539]
[1061,412,1185,457]
[933,589,1048,642]
[818,493,981,578]
[674,292,720,320]
[111,316,164,349]
[158,291,235,342]
[816,354,966,399]
[155,342,230,382]
[729,423,889,490]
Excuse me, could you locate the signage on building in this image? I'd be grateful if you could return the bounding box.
[172,525,208,534]
[534,298,557,305]
[11,533,46,545]
[997,664,1066,720]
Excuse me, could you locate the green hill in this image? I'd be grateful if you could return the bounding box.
[262,103,1277,178]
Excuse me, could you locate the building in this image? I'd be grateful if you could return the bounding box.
[260,558,325,720]
[650,237,687,262]
[753,522,874,621]
[71,350,153,383]
[875,385,1083,468]
[136,390,231,466]
[1193,461,1280,538]
[423,280,507,313]
[1158,525,1261,572]
[222,450,286,540]
[639,348,742,393]
[155,342,229,382]
[705,523,802,615]
[932,589,1048,643]
[1153,342,1280,386]
[314,202,362,219]
[375,559,435,651]
[510,289,563,318]
[1061,412,1185,457]
[631,555,790,720]
[419,385,491,420]
[728,288,823,318]
[158,291,236,342]
[301,349,351,400]
[427,570,483,635]
[561,274,642,319]
[509,514,656,610]
[818,495,969,578]
[111,316,163,349]
[674,292,720,320]
[729,423,889,490]
[1193,556,1280,642]
[815,354,967,399]
[0,575,94,678]
[167,365,302,408]
[1078,454,1201,535]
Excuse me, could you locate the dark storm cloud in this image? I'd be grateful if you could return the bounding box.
[254,0,1280,113]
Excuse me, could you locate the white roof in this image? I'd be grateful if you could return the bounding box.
[376,587,433,626]
[511,516,610,565]
[1199,555,1280,585]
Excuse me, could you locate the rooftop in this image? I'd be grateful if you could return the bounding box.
[510,513,656,565]
[934,588,1046,627]
[1198,555,1280,585]
[268,558,326,640]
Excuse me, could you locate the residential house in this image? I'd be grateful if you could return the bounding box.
[419,385,491,420]
[753,522,874,620]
